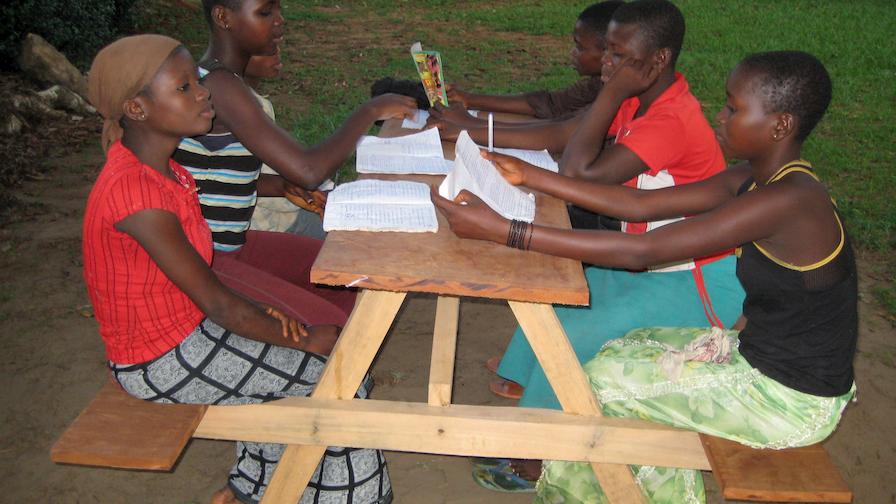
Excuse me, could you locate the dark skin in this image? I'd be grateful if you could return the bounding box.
[445,21,606,117]
[558,21,676,183]
[201,0,417,191]
[433,64,841,299]
[115,47,338,356]
[432,63,842,480]
[243,46,327,215]
[426,22,608,153]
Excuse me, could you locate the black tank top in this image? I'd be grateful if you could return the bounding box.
[735,161,857,397]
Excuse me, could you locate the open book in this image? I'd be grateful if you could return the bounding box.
[439,131,536,222]
[322,179,438,233]
[411,42,448,107]
[491,147,559,173]
[356,127,452,175]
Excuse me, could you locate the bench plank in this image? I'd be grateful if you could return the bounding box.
[51,377,207,471]
[700,434,852,503]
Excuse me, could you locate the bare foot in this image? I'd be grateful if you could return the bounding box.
[210,486,240,504]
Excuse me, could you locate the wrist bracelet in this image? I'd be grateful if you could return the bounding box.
[506,219,530,250]
[525,221,534,250]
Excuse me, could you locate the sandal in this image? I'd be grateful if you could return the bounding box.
[485,356,501,374]
[471,460,536,493]
[489,378,524,400]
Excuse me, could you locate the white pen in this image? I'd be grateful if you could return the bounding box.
[488,112,494,152]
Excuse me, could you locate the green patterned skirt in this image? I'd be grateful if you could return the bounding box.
[535,327,854,504]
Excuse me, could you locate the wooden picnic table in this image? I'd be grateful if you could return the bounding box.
[194,118,711,504]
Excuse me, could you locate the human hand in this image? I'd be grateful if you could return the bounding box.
[481,149,534,186]
[429,102,479,128]
[425,113,462,141]
[604,57,661,100]
[265,306,309,343]
[284,185,325,217]
[446,84,469,107]
[301,324,340,356]
[367,93,418,121]
[430,186,509,243]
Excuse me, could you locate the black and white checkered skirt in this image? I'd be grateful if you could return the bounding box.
[110,318,391,504]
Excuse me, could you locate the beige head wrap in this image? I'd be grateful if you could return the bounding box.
[87,34,182,152]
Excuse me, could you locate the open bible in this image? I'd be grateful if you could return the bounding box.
[322,179,438,233]
[438,131,536,222]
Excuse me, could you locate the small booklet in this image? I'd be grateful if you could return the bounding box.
[411,42,448,107]
[322,179,438,233]
[356,127,452,175]
[439,131,536,222]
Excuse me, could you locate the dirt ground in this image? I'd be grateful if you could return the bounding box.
[0,117,894,504]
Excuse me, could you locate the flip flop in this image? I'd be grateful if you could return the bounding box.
[489,378,523,400]
[471,460,536,493]
[485,356,501,374]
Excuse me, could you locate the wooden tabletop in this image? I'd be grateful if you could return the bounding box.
[311,120,588,306]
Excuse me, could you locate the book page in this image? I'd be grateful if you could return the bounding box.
[439,131,535,222]
[493,147,559,173]
[323,180,438,233]
[401,109,430,129]
[328,179,429,204]
[356,127,452,174]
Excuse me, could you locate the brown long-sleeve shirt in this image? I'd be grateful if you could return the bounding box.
[524,75,603,119]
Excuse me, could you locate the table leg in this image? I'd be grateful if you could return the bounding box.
[261,289,407,504]
[508,300,645,504]
[429,295,459,406]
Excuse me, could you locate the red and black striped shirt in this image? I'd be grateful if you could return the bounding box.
[82,142,213,364]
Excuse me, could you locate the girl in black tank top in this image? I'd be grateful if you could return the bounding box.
[434,51,857,500]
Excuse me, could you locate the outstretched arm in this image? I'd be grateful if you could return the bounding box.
[431,113,584,153]
[487,151,750,221]
[448,84,537,116]
[115,209,337,355]
[205,71,416,189]
[432,182,776,269]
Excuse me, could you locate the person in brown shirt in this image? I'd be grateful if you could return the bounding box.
[438,2,622,124]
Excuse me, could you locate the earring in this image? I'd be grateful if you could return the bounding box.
[224,23,230,29]
[140,113,146,120]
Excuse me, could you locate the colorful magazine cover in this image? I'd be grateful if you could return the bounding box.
[410,42,448,107]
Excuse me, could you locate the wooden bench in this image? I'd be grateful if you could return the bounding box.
[700,434,852,503]
[52,379,853,502]
[50,377,206,470]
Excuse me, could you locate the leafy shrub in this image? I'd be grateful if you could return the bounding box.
[0,0,137,71]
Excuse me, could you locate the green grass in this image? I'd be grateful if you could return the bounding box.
[136,0,896,312]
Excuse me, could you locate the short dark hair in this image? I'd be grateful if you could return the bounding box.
[611,0,685,65]
[201,0,243,24]
[578,1,625,36]
[737,51,832,142]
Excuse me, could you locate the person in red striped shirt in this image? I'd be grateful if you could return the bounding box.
[83,34,392,504]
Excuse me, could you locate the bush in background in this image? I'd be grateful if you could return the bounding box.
[0,0,137,71]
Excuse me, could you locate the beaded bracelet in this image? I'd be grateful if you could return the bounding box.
[506,219,531,250]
